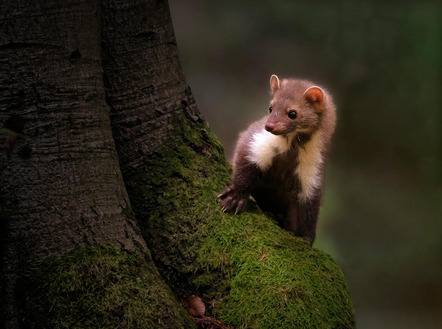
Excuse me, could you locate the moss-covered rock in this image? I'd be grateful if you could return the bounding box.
[131,113,355,328]
[18,245,194,329]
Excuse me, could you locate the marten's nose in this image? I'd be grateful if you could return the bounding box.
[265,123,275,132]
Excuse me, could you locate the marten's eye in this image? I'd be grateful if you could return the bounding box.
[268,107,273,113]
[288,110,297,119]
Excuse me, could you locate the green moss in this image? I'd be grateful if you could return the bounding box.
[18,245,194,329]
[200,217,354,328]
[131,113,354,328]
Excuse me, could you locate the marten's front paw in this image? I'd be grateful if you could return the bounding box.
[218,186,248,214]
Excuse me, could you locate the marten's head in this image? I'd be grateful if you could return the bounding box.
[266,75,327,136]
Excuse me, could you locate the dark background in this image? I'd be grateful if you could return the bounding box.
[169,1,442,328]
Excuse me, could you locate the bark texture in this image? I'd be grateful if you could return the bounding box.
[0,0,192,327]
[0,0,143,261]
[101,0,201,178]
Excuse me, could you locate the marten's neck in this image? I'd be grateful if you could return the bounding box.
[247,125,326,202]
[246,129,296,171]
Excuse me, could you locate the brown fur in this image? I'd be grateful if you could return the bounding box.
[219,75,336,243]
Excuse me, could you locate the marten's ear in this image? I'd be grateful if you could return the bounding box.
[270,74,280,94]
[303,86,324,111]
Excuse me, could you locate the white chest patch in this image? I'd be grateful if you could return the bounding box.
[296,132,324,202]
[247,128,324,203]
[247,129,292,171]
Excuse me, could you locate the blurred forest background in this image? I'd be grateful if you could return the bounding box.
[169,0,441,328]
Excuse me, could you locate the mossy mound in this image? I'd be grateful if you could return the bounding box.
[18,245,194,329]
[200,215,353,328]
[131,113,355,328]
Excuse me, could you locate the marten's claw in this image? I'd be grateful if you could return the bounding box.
[218,187,232,199]
[221,202,231,212]
[235,199,246,214]
[220,196,234,213]
[219,186,248,214]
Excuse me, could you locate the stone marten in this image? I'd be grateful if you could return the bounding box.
[219,75,336,243]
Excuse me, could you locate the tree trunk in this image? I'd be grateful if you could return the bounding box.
[1,0,355,328]
[0,0,192,328]
[102,1,355,328]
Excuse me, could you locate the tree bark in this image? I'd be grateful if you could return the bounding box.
[101,0,201,175]
[0,0,192,328]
